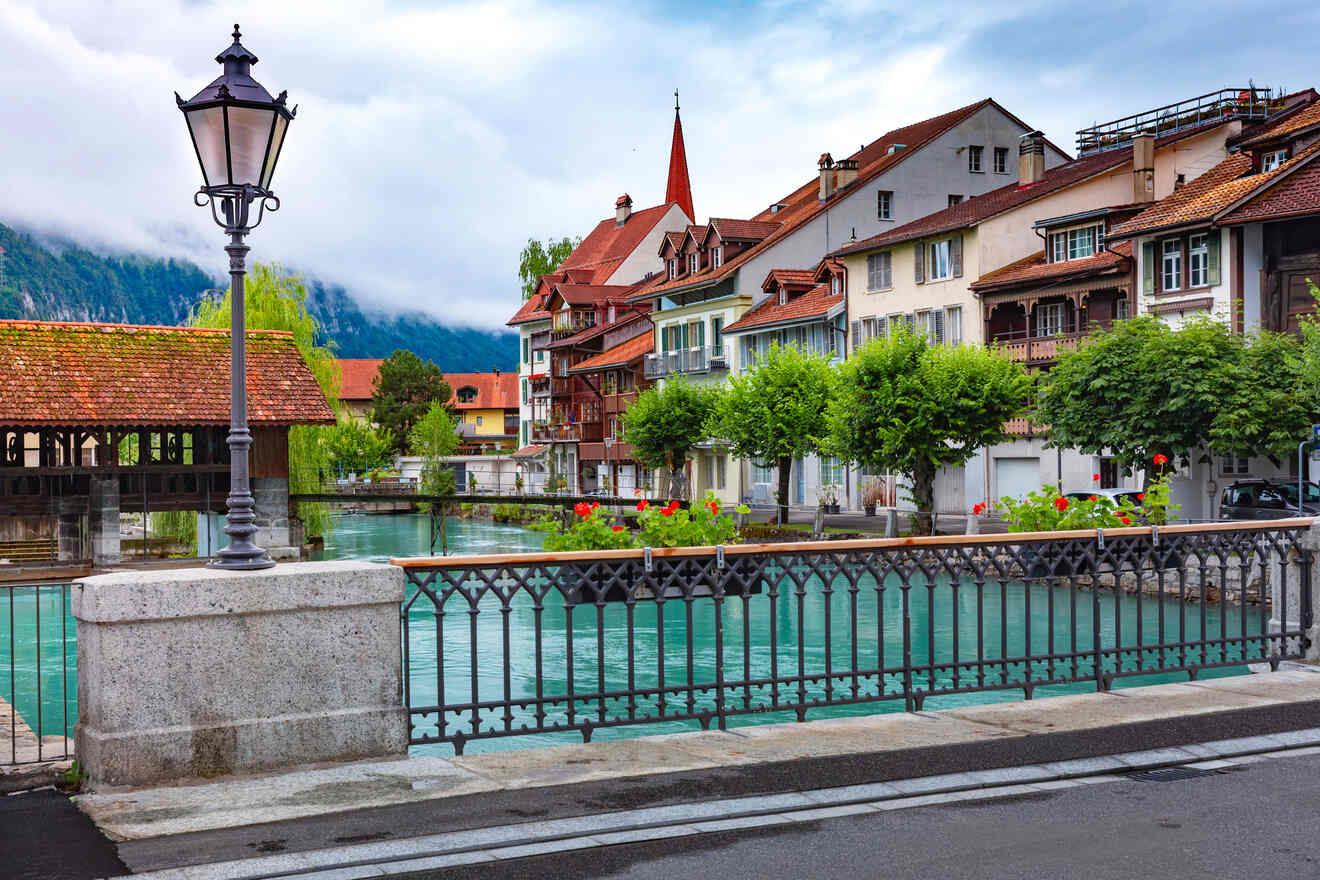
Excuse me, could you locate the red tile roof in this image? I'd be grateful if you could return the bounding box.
[723,284,843,333]
[508,289,553,325]
[637,98,1059,300]
[972,241,1132,290]
[338,358,385,401]
[761,269,817,291]
[0,320,335,426]
[445,372,519,410]
[708,218,780,242]
[512,443,547,458]
[1234,92,1320,149]
[1218,151,1320,225]
[568,331,655,373]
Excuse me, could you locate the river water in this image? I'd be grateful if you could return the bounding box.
[3,513,1258,756]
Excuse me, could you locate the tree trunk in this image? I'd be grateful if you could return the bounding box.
[776,455,793,526]
[912,459,936,535]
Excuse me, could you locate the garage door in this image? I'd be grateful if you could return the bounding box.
[995,457,1041,502]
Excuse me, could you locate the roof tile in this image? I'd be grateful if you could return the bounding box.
[723,284,842,333]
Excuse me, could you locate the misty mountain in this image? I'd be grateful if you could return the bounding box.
[0,223,516,368]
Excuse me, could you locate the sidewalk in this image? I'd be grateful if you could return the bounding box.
[70,666,1320,876]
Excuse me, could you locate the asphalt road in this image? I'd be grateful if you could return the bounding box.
[398,752,1320,880]
[0,788,126,880]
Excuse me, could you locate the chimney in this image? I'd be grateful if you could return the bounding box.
[818,153,835,201]
[1132,132,1155,203]
[1018,131,1045,186]
[835,157,859,189]
[615,193,632,226]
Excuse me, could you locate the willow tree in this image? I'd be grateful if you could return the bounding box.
[183,263,340,540]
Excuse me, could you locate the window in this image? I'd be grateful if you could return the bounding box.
[1262,149,1288,172]
[993,147,1008,174]
[928,239,952,280]
[1221,455,1250,476]
[711,316,724,356]
[1036,302,1066,337]
[829,276,840,295]
[948,194,963,207]
[536,348,545,362]
[866,252,892,290]
[475,415,483,426]
[607,305,616,323]
[968,145,983,172]
[690,320,705,349]
[1051,233,1067,263]
[687,253,699,275]
[602,371,618,394]
[877,190,892,220]
[946,306,962,346]
[457,386,478,403]
[1067,226,1097,260]
[1162,239,1182,291]
[752,462,774,484]
[820,455,844,486]
[667,258,677,279]
[1116,297,1130,320]
[711,246,723,269]
[716,454,727,490]
[1188,233,1209,288]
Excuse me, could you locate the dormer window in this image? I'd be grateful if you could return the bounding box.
[1049,224,1102,262]
[1261,149,1288,172]
[711,246,723,269]
[687,253,699,274]
[456,386,478,404]
[668,259,677,280]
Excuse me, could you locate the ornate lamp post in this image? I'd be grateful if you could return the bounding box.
[177,25,295,570]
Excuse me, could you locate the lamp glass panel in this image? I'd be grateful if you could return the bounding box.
[260,114,289,190]
[185,106,229,187]
[225,105,277,187]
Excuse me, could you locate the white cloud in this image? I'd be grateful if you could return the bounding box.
[0,0,1314,330]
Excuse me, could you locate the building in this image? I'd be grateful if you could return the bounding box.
[508,97,697,491]
[0,320,335,565]
[337,358,383,420]
[562,328,657,495]
[633,98,1070,505]
[830,87,1300,513]
[1106,89,1320,519]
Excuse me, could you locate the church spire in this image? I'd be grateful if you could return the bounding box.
[665,89,694,221]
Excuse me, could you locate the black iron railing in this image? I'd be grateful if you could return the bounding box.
[2,582,75,765]
[395,521,1313,755]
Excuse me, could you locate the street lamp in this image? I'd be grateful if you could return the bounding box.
[177,24,295,570]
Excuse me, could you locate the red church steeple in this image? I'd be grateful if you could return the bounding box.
[665,90,694,221]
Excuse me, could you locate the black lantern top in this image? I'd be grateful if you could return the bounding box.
[176,25,295,195]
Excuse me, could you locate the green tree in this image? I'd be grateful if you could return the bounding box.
[518,236,580,300]
[622,377,717,499]
[828,327,1032,533]
[709,342,833,523]
[409,401,460,510]
[1038,315,1312,476]
[184,263,338,540]
[370,350,450,453]
[324,418,394,477]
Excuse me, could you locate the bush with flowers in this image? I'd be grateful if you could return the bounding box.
[535,492,751,551]
[971,454,1179,532]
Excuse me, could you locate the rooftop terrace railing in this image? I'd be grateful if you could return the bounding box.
[1076,87,1278,155]
[393,521,1312,755]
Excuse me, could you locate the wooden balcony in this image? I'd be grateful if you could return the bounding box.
[993,332,1084,364]
[603,392,638,414]
[530,422,603,444]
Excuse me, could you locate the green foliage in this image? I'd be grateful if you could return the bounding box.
[372,350,451,453]
[324,419,394,476]
[622,377,717,498]
[710,342,832,521]
[409,402,460,512]
[518,236,580,300]
[541,502,635,551]
[634,494,749,548]
[186,264,338,538]
[149,510,197,553]
[1040,315,1313,471]
[828,326,1031,532]
[996,488,1138,533]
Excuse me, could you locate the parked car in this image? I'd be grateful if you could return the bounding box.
[1219,479,1320,520]
[1064,488,1144,508]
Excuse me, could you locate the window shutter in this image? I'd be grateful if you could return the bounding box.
[1207,230,1222,286]
[877,315,888,339]
[914,245,925,284]
[1142,241,1156,295]
[951,235,963,278]
[850,320,862,353]
[883,254,892,289]
[866,255,877,290]
[695,321,705,348]
[933,309,946,344]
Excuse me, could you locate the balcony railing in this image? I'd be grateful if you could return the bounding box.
[1076,87,1277,155]
[992,331,1085,364]
[644,347,717,379]
[531,422,603,443]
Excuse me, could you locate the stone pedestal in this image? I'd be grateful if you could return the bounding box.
[87,476,120,565]
[73,561,406,790]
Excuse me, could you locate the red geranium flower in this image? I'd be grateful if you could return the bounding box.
[1093,473,1101,482]
[1054,497,1068,512]
[590,501,599,510]
[574,502,590,518]
[661,507,674,517]
[1153,453,1168,467]
[612,525,625,532]
[1119,516,1131,525]
[1137,493,1145,501]
[666,500,679,513]
[972,503,985,515]
[636,499,649,511]
[709,501,720,515]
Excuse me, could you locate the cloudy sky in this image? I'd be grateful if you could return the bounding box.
[1,1,1314,330]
